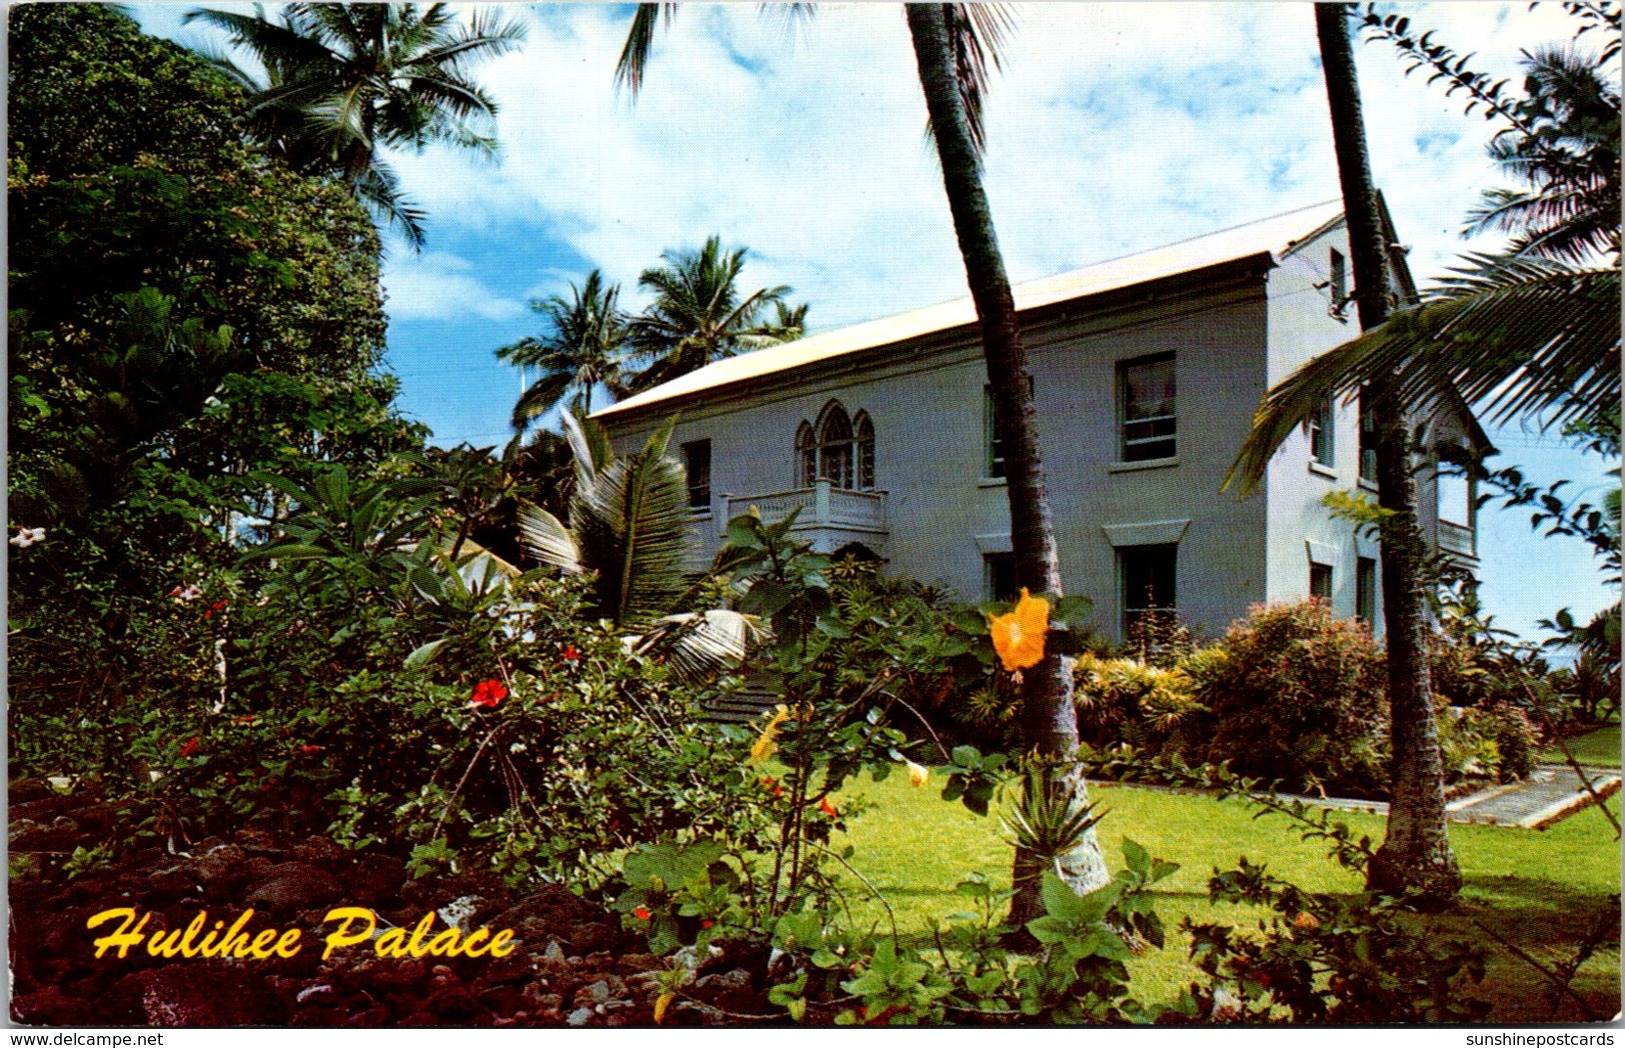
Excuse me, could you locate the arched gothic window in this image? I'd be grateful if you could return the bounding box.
[796,422,817,487]
[854,411,875,490]
[794,401,875,490]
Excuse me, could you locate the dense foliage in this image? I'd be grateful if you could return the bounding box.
[7,5,423,785]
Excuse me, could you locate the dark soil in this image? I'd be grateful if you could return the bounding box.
[8,779,782,1027]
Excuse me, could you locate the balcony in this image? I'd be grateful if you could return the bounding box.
[1438,518,1476,560]
[725,479,888,554]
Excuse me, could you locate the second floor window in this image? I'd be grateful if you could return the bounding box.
[1120,353,1176,462]
[681,439,711,510]
[1308,397,1335,467]
[1359,396,1378,484]
[797,401,874,490]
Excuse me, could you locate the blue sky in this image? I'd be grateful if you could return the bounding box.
[132,2,1618,642]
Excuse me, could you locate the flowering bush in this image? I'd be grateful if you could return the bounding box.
[1189,600,1390,796]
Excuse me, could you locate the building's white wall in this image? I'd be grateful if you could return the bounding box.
[1261,223,1388,631]
[605,269,1280,642]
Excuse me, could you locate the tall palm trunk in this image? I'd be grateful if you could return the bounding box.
[905,3,1109,926]
[1315,2,1461,903]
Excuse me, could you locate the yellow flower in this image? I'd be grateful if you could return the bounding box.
[988,588,1050,672]
[906,760,930,788]
[654,990,676,1024]
[749,704,791,764]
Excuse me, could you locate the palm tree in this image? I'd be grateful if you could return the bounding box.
[186,3,526,248]
[615,3,1110,921]
[624,236,805,392]
[517,412,756,677]
[1467,44,1619,264]
[1304,2,1461,904]
[497,270,631,431]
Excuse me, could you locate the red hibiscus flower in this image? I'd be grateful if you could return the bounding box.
[819,797,839,818]
[700,919,715,929]
[561,644,581,663]
[633,907,651,920]
[178,736,201,758]
[203,599,228,620]
[297,744,324,755]
[469,679,508,709]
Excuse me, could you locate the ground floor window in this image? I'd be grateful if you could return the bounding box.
[984,551,1017,602]
[1356,556,1377,626]
[1119,543,1176,636]
[1310,560,1333,601]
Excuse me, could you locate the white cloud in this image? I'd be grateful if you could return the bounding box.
[385,2,1586,334]
[381,251,527,322]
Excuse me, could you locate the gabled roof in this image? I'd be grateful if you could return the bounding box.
[596,200,1345,418]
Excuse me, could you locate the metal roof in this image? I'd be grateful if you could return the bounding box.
[595,200,1345,418]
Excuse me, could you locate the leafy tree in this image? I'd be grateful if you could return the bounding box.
[615,4,1109,923]
[497,269,632,429]
[624,235,807,392]
[186,2,527,248]
[6,5,423,775]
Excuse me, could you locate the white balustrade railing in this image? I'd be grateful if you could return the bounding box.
[726,479,887,533]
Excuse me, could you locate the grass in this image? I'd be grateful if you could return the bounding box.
[1544,722,1621,767]
[830,772,1621,1024]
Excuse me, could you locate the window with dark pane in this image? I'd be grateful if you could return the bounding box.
[1310,560,1333,601]
[681,439,711,510]
[1119,543,1176,635]
[855,411,875,490]
[817,403,854,489]
[1356,556,1377,626]
[1359,395,1378,484]
[984,552,1017,602]
[1309,396,1334,466]
[984,377,1032,478]
[1120,354,1176,462]
[796,422,817,487]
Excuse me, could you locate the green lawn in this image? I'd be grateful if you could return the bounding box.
[1544,722,1622,767]
[831,773,1621,1024]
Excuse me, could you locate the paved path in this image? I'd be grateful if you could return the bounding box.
[1281,764,1622,829]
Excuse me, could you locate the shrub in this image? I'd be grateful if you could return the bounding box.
[1196,600,1389,796]
[1456,701,1543,781]
[1073,653,1205,760]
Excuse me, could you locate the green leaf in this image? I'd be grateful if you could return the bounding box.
[402,638,448,671]
[1122,837,1150,877]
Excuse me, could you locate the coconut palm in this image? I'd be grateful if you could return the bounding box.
[1466,43,1620,264]
[624,236,805,393]
[497,270,631,431]
[616,3,1110,919]
[186,3,526,248]
[1300,2,1461,903]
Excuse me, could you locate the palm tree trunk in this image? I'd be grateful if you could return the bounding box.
[1315,2,1461,904]
[905,3,1110,928]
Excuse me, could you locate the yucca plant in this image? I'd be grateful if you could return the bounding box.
[1001,761,1106,881]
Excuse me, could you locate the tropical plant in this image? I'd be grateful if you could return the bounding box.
[623,235,806,392]
[497,269,631,430]
[516,411,687,625]
[186,2,526,247]
[1358,3,1621,263]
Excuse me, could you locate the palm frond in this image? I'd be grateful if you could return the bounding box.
[630,609,762,681]
[1227,256,1620,495]
[615,3,678,96]
[516,501,583,574]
